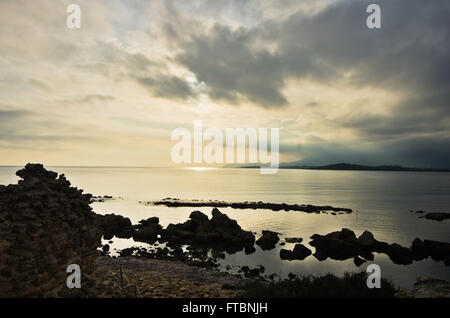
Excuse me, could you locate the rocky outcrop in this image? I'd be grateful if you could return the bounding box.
[310,228,362,261]
[98,213,134,239]
[133,217,162,243]
[285,237,303,243]
[149,198,352,214]
[159,208,255,252]
[0,164,102,297]
[256,230,279,250]
[280,244,312,260]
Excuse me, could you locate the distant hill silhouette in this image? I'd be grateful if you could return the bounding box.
[239,163,450,172]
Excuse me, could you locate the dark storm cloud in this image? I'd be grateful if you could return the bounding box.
[173,0,450,111]
[177,25,287,107]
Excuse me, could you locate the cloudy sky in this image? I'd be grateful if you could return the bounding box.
[0,0,449,167]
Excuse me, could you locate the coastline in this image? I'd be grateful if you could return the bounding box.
[1,164,449,298]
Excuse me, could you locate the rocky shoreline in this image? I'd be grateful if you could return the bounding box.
[1,164,450,298]
[70,256,249,298]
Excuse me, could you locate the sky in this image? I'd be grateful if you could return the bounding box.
[0,0,449,167]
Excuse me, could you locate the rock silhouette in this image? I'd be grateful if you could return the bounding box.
[0,164,102,297]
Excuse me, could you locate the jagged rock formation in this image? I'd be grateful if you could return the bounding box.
[0,164,102,297]
[160,208,255,252]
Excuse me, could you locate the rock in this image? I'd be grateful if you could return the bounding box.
[98,214,134,239]
[423,240,450,263]
[133,223,162,244]
[256,230,279,250]
[410,238,429,261]
[360,252,375,261]
[102,244,110,252]
[285,237,303,243]
[356,230,389,253]
[406,277,450,298]
[280,244,312,261]
[310,228,361,260]
[137,217,160,227]
[386,243,413,265]
[288,273,297,280]
[0,164,102,297]
[159,208,255,252]
[421,212,450,222]
[353,256,366,267]
[356,231,375,246]
[244,245,256,255]
[133,217,162,243]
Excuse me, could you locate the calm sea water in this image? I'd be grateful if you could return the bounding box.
[1,166,450,288]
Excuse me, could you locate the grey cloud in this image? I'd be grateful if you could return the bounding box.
[171,0,449,110]
[177,25,286,107]
[136,75,196,99]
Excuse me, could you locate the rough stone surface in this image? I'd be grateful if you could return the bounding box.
[404,277,450,298]
[0,164,102,297]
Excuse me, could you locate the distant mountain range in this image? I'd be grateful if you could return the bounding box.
[235,163,450,172]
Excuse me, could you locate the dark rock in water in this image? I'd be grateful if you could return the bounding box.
[211,250,226,259]
[410,238,429,261]
[360,252,375,261]
[0,164,102,297]
[152,198,353,214]
[136,217,160,227]
[356,230,389,253]
[256,230,280,250]
[98,214,134,239]
[102,244,110,252]
[353,256,366,267]
[309,228,450,266]
[280,244,312,261]
[244,245,256,255]
[159,208,255,251]
[288,273,297,280]
[133,223,162,244]
[258,265,265,273]
[386,243,413,265]
[133,217,162,243]
[423,240,450,263]
[310,228,361,260]
[244,268,262,278]
[422,212,450,222]
[285,237,303,243]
